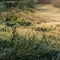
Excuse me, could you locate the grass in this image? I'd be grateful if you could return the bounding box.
[0,28,60,60]
[0,3,60,60]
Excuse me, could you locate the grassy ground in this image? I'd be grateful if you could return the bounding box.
[0,3,60,60]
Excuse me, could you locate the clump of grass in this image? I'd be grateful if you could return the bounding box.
[35,23,56,32]
[5,13,18,27]
[18,19,32,26]
[3,1,35,12]
[0,25,13,41]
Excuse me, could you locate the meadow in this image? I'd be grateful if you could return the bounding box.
[0,1,60,60]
